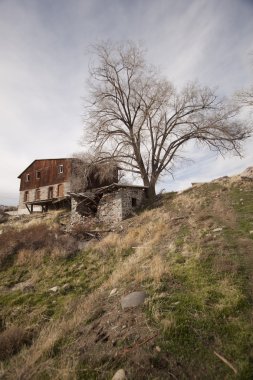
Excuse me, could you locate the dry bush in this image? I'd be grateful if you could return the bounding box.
[0,210,9,224]
[0,223,79,268]
[52,235,78,259]
[0,326,32,361]
[94,233,120,253]
[149,255,170,282]
[0,228,20,267]
[70,219,98,239]
[16,249,47,268]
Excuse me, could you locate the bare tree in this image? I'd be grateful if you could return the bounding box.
[237,87,253,107]
[70,153,118,193]
[236,54,253,108]
[82,41,251,198]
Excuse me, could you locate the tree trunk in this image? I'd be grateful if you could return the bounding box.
[143,177,157,200]
[146,184,156,200]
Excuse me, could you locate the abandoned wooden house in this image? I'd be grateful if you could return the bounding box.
[18,159,74,214]
[18,158,147,222]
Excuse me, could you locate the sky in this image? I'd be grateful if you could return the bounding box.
[0,0,253,205]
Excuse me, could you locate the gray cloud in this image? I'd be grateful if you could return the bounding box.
[0,0,253,204]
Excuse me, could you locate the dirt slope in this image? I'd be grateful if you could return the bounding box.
[0,176,253,379]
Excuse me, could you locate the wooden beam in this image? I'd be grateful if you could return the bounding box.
[25,203,31,214]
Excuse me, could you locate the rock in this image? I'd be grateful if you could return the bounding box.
[155,346,161,352]
[111,369,126,380]
[249,231,253,235]
[109,288,117,296]
[213,227,223,233]
[121,291,146,309]
[240,167,253,180]
[49,286,59,292]
[11,280,35,293]
[62,283,71,291]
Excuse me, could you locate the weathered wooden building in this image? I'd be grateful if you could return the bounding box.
[18,159,73,213]
[18,158,147,223]
[18,158,119,214]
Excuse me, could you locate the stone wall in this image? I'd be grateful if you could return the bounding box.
[97,191,123,224]
[70,197,85,224]
[18,181,71,213]
[97,187,145,224]
[120,188,144,219]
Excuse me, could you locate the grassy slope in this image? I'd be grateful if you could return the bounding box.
[0,177,253,379]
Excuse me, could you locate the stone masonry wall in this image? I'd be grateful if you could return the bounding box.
[70,197,85,224]
[120,188,145,219]
[97,188,145,224]
[97,191,123,224]
[18,181,70,214]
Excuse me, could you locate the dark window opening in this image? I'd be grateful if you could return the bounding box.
[24,191,29,202]
[36,171,41,179]
[131,197,137,207]
[58,165,64,174]
[25,173,30,182]
[48,186,53,199]
[35,188,40,200]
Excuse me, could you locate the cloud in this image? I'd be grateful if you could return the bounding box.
[0,0,253,205]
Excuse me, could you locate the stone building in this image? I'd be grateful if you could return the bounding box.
[70,183,147,225]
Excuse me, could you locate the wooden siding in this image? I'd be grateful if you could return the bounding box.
[19,159,72,191]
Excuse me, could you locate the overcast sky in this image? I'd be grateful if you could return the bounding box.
[0,0,253,205]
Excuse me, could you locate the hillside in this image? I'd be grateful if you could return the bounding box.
[0,175,253,379]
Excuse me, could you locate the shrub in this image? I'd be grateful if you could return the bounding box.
[0,326,32,361]
[0,210,9,224]
[52,235,78,259]
[0,224,54,268]
[0,223,80,268]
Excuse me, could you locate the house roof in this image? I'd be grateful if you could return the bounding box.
[69,182,148,198]
[17,158,73,178]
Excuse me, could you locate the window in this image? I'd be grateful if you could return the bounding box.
[48,186,53,199]
[58,165,64,174]
[57,183,64,197]
[24,191,29,202]
[131,197,137,207]
[36,170,41,179]
[35,188,40,200]
[25,173,30,182]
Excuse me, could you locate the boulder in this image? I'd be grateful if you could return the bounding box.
[112,369,126,380]
[121,291,146,309]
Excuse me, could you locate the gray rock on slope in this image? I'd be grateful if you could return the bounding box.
[121,291,146,309]
[112,369,126,380]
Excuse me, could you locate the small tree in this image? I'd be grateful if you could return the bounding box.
[70,153,118,192]
[83,41,251,198]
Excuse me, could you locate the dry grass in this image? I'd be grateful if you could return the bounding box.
[0,326,32,361]
[2,176,253,379]
[16,248,47,267]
